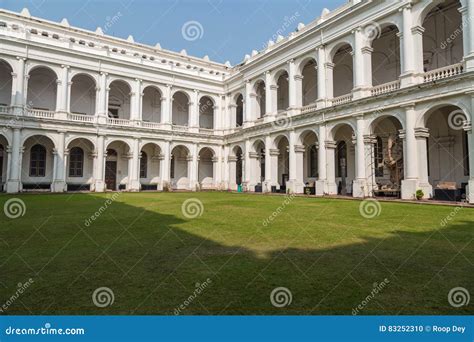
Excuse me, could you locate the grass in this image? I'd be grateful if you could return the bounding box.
[0,191,473,315]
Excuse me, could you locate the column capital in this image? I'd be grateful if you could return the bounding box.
[414,127,430,138]
[294,144,305,153]
[325,140,337,149]
[411,26,425,36]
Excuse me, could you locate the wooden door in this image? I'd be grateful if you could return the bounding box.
[105,161,117,190]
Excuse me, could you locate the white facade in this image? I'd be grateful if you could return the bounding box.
[0,0,473,202]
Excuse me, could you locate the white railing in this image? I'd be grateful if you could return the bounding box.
[423,63,464,83]
[332,94,352,106]
[26,108,56,118]
[68,113,95,123]
[371,80,401,96]
[0,106,11,114]
[301,102,318,114]
[107,117,131,126]
[172,124,188,132]
[140,121,163,129]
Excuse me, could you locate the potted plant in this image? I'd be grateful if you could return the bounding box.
[415,189,424,200]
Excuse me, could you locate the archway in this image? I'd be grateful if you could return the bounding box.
[108,80,131,119]
[300,130,319,185]
[172,91,189,126]
[332,44,354,97]
[170,145,190,189]
[275,136,289,190]
[21,135,56,190]
[276,71,289,112]
[371,25,401,86]
[66,138,95,191]
[252,140,265,191]
[105,140,131,190]
[301,60,317,106]
[140,143,162,190]
[199,96,214,129]
[142,86,162,123]
[331,124,355,195]
[198,147,215,189]
[70,74,96,116]
[0,60,13,107]
[27,67,57,111]
[254,81,266,119]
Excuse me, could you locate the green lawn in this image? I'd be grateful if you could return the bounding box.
[0,192,473,315]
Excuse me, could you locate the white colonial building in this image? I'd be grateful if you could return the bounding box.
[0,0,473,202]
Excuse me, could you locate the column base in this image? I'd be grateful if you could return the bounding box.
[51,181,66,193]
[316,99,327,109]
[401,179,419,200]
[400,72,424,88]
[418,182,433,199]
[189,180,199,191]
[466,180,474,204]
[128,180,141,192]
[352,87,371,100]
[286,180,304,194]
[352,179,368,198]
[94,180,106,192]
[315,180,327,196]
[5,180,21,193]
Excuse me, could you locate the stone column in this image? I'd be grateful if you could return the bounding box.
[94,134,106,192]
[264,71,274,118]
[228,154,237,190]
[287,130,304,193]
[352,28,371,99]
[160,85,172,128]
[6,127,22,193]
[287,59,299,115]
[415,128,432,198]
[264,135,273,192]
[52,130,66,192]
[97,72,108,124]
[461,0,474,71]
[12,57,26,115]
[353,116,368,197]
[325,62,335,101]
[189,144,198,190]
[315,125,327,195]
[212,155,220,189]
[316,47,327,108]
[467,92,474,203]
[130,79,142,123]
[244,80,253,127]
[244,139,252,188]
[190,89,199,132]
[128,138,140,191]
[325,140,338,195]
[401,104,419,199]
[160,140,171,189]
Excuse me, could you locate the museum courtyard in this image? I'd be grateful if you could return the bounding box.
[0,192,473,315]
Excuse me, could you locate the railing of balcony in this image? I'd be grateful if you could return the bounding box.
[139,121,163,129]
[371,80,401,96]
[332,94,352,106]
[26,108,56,118]
[301,102,318,114]
[423,63,464,83]
[68,113,95,123]
[172,124,188,132]
[107,117,131,126]
[0,106,11,114]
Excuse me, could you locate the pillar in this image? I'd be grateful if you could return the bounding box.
[130,79,142,122]
[325,62,335,100]
[6,128,22,193]
[94,134,106,192]
[467,92,474,203]
[190,90,199,131]
[228,153,237,190]
[129,138,140,191]
[315,125,328,195]
[401,104,419,199]
[326,140,338,195]
[287,130,304,193]
[160,140,171,189]
[415,128,432,198]
[352,116,368,197]
[96,72,108,124]
[461,0,474,71]
[12,57,26,115]
[52,130,66,192]
[244,80,253,127]
[352,28,371,99]
[316,47,327,108]
[264,71,274,118]
[189,144,198,190]
[287,59,299,115]
[400,4,424,86]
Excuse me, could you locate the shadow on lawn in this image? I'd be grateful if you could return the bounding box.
[0,193,473,316]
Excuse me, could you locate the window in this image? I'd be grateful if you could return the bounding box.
[69,147,84,177]
[374,136,384,177]
[29,144,46,177]
[309,145,318,178]
[140,152,147,178]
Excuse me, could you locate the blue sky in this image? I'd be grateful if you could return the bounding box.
[0,0,346,65]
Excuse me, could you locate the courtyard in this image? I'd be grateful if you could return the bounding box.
[0,192,472,315]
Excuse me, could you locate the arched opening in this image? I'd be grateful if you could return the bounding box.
[172,91,189,126]
[108,80,131,119]
[170,145,190,189]
[369,116,404,197]
[371,25,401,86]
[301,60,317,106]
[332,124,355,195]
[198,147,215,189]
[276,136,289,190]
[105,141,130,190]
[27,67,57,111]
[66,138,94,191]
[422,0,463,72]
[142,86,162,123]
[253,140,265,191]
[140,143,162,190]
[199,96,214,129]
[333,44,354,97]
[70,74,96,116]
[235,94,244,127]
[276,71,289,112]
[300,131,319,185]
[0,60,13,107]
[423,105,469,200]
[22,135,55,190]
[254,81,266,119]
